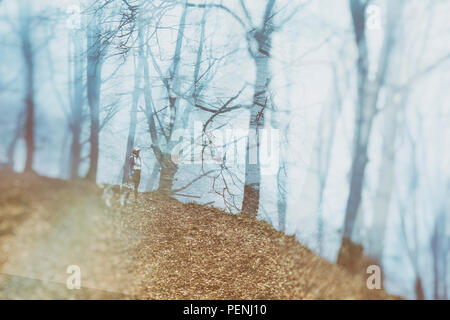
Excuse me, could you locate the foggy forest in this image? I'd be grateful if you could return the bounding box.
[0,0,449,300]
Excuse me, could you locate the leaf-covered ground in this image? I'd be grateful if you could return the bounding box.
[0,172,393,299]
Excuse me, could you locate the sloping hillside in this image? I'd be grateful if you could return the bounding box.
[0,172,393,299]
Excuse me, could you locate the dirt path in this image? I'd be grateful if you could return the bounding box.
[0,174,141,299]
[0,173,393,299]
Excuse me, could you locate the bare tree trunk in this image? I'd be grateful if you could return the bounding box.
[397,104,428,300]
[441,248,448,300]
[21,10,35,173]
[138,9,165,193]
[368,91,406,263]
[122,54,141,184]
[70,122,82,179]
[431,210,448,300]
[337,0,401,267]
[142,59,161,188]
[141,31,161,191]
[158,154,178,194]
[275,73,292,232]
[277,162,287,231]
[158,4,186,194]
[315,64,343,253]
[242,0,275,217]
[142,3,188,194]
[432,218,440,300]
[59,129,70,178]
[166,1,187,136]
[69,31,84,179]
[338,0,373,249]
[241,86,265,216]
[85,19,104,182]
[415,276,425,300]
[7,110,25,169]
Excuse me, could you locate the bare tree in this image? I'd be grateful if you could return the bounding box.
[337,0,403,267]
[6,109,24,169]
[68,28,85,179]
[367,1,450,264]
[85,4,108,181]
[431,207,449,300]
[83,0,135,181]
[240,0,276,217]
[397,102,427,300]
[19,0,36,173]
[142,1,188,194]
[122,52,141,184]
[187,0,300,216]
[315,62,346,253]
[140,1,227,195]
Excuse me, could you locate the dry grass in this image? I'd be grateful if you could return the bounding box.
[0,171,394,299]
[123,194,393,300]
